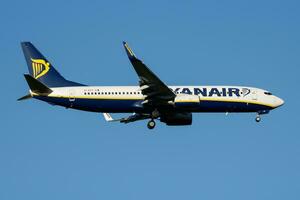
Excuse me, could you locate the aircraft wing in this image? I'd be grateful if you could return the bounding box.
[123,42,175,106]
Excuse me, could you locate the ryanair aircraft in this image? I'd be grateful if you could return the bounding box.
[19,42,284,129]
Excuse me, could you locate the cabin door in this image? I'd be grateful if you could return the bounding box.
[251,90,258,101]
[69,89,76,103]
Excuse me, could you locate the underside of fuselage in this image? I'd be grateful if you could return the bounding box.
[34,95,273,113]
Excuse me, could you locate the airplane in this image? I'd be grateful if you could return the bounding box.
[19,42,284,129]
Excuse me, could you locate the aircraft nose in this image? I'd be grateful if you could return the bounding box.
[274,97,284,107]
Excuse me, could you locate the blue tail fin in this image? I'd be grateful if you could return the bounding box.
[21,42,84,87]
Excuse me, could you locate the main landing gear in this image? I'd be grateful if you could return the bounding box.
[147,119,156,129]
[147,109,159,129]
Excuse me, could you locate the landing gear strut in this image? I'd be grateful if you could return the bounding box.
[147,120,156,129]
[255,110,269,123]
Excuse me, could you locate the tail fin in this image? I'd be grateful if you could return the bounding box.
[21,42,83,87]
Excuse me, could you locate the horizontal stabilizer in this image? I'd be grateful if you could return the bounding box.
[103,112,151,124]
[103,113,120,122]
[17,94,32,101]
[24,74,52,94]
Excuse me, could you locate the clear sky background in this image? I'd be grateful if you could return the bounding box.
[1,0,299,199]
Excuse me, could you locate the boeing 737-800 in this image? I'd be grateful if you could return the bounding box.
[19,42,284,129]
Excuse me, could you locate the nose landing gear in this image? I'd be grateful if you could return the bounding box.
[255,115,261,122]
[147,120,156,129]
[255,110,269,123]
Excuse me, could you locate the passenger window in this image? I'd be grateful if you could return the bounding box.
[264,92,272,95]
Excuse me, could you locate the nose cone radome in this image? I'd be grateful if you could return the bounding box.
[274,97,284,108]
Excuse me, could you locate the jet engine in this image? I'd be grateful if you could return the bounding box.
[160,112,192,126]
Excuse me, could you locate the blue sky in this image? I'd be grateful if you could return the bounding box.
[1,0,299,199]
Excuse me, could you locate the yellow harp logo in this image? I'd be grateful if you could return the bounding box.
[31,58,50,79]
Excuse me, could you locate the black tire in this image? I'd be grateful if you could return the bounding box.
[147,120,156,129]
[255,116,261,122]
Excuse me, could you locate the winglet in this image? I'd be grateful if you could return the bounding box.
[123,41,136,60]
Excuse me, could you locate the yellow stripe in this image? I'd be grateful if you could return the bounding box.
[35,63,38,77]
[32,63,36,77]
[37,63,40,74]
[200,97,274,108]
[176,100,200,103]
[125,44,134,56]
[39,63,42,74]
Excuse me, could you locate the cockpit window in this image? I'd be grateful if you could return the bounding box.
[264,92,272,95]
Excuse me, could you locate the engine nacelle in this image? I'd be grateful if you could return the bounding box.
[172,94,200,108]
[160,112,192,126]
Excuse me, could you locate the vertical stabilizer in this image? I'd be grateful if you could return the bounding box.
[21,42,83,87]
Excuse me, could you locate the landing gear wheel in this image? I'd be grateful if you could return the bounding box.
[255,115,261,122]
[147,120,156,129]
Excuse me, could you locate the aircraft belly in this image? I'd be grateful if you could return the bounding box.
[35,96,272,114]
[193,100,272,112]
[74,99,144,113]
[35,96,143,113]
